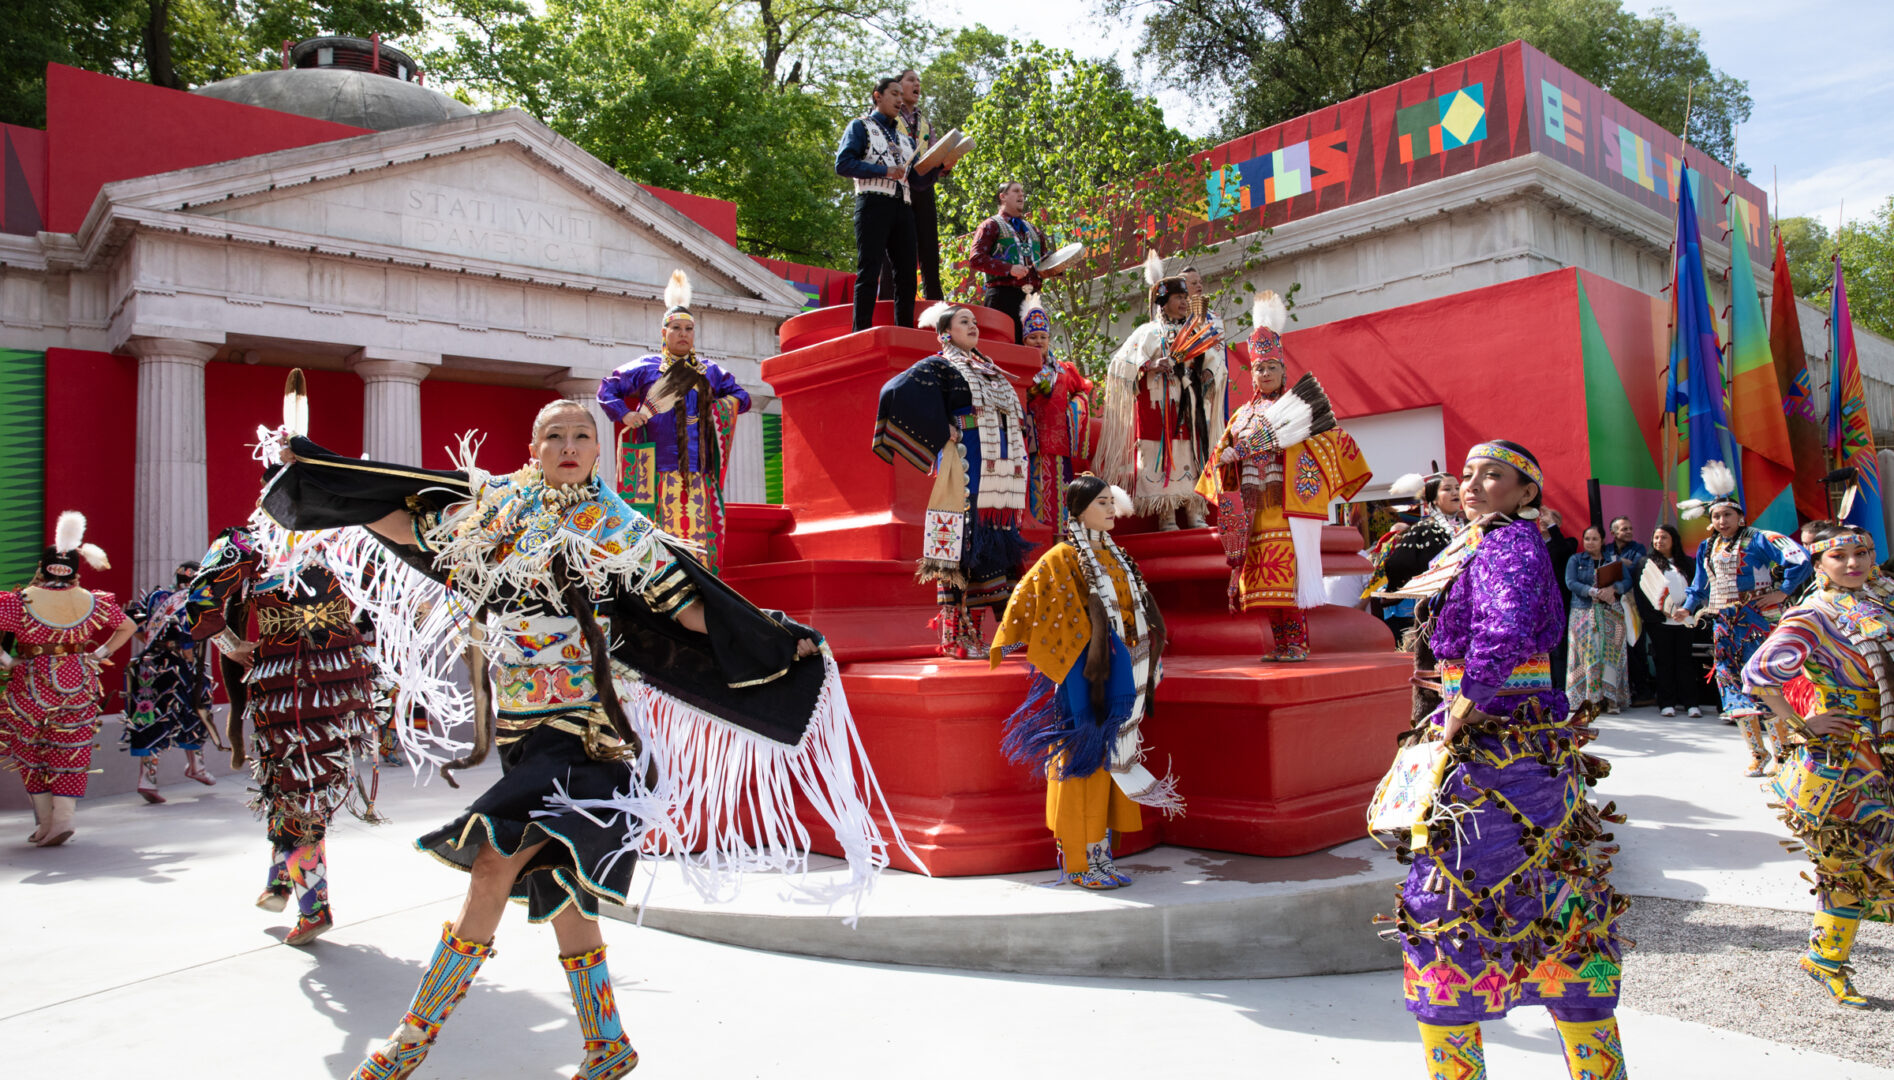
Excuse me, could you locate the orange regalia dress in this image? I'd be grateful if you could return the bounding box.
[990,527,1179,885]
[1197,424,1363,610]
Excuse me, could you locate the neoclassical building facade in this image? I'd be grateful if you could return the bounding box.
[0,105,806,592]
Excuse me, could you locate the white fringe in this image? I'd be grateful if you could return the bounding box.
[623,651,922,924]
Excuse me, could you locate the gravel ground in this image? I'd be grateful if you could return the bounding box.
[1622,895,1894,1065]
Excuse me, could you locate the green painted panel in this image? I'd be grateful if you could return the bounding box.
[762,412,783,505]
[1578,281,1662,490]
[0,349,44,587]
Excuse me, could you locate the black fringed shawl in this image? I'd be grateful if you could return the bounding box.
[261,437,823,748]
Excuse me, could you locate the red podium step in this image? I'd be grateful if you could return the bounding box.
[703,302,1413,876]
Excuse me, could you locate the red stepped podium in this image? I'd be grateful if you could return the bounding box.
[724,300,1412,875]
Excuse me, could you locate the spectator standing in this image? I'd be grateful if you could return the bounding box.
[1636,523,1707,717]
[1565,524,1630,711]
[1603,515,1653,705]
[1540,508,1578,689]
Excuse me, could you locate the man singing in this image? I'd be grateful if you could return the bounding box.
[835,76,918,332]
[968,181,1053,342]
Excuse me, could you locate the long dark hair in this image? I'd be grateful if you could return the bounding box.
[1649,523,1685,571]
[1065,474,1110,521]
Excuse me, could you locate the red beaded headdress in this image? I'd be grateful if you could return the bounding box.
[1248,291,1288,367]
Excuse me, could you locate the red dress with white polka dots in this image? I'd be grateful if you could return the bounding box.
[0,589,127,797]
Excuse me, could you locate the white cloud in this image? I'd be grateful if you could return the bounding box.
[1775,156,1894,227]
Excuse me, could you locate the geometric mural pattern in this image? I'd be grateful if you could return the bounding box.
[0,350,45,587]
[1397,83,1488,163]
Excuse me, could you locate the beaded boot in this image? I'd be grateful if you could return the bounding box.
[257,848,291,912]
[1552,1013,1627,1079]
[137,756,165,804]
[182,747,216,785]
[1089,838,1132,887]
[1418,1021,1485,1080]
[1803,908,1869,1009]
[283,839,333,945]
[562,943,640,1079]
[353,923,494,1079]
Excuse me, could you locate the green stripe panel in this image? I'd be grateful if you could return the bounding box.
[1577,281,1661,490]
[0,350,44,587]
[762,413,783,505]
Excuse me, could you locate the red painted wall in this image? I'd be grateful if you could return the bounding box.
[419,380,560,471]
[1281,269,1592,519]
[1,123,47,235]
[642,185,738,247]
[43,64,369,234]
[204,364,364,542]
[42,347,138,608]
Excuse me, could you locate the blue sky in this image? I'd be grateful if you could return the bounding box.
[944,0,1893,228]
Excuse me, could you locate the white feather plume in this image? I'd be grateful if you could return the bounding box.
[53,510,84,554]
[1701,459,1737,499]
[1142,249,1165,289]
[1250,290,1288,335]
[918,301,958,332]
[1111,485,1133,516]
[1018,289,1047,323]
[1678,499,1709,521]
[664,269,692,312]
[1388,473,1427,500]
[77,543,108,570]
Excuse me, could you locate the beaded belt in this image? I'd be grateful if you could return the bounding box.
[496,707,628,759]
[14,642,87,658]
[256,599,354,639]
[1433,653,1553,702]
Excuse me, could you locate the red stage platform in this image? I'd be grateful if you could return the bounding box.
[727,301,1411,876]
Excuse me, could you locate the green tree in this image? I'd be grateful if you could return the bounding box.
[1,0,426,126]
[911,24,1011,138]
[427,0,852,263]
[939,43,1267,377]
[1833,198,1894,341]
[1776,216,1831,301]
[1107,0,1751,168]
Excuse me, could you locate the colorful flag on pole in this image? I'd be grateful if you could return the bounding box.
[1665,170,1741,539]
[1725,199,1797,533]
[1770,231,1827,521]
[1828,259,1888,554]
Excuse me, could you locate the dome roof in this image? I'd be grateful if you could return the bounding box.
[192,66,475,132]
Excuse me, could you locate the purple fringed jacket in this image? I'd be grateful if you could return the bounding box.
[596,355,752,474]
[1428,518,1566,715]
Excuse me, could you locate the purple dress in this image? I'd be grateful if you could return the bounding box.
[1391,518,1626,1025]
[596,355,752,474]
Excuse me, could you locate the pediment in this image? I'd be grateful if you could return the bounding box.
[85,109,803,314]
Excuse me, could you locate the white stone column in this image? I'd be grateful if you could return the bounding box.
[548,375,618,490]
[348,349,437,466]
[128,337,218,592]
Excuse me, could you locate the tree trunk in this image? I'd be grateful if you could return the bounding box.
[144,0,183,90]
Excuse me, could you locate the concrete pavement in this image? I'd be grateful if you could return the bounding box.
[2,707,1890,1078]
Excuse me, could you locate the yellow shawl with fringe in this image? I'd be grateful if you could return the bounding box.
[989,541,1140,677]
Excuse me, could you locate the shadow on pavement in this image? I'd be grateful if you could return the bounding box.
[295,934,582,1078]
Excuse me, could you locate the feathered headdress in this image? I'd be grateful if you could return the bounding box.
[1248,290,1288,367]
[1144,249,1186,307]
[919,301,960,336]
[1018,290,1051,338]
[39,510,109,583]
[1388,473,1428,501]
[662,269,694,328]
[1679,460,1741,519]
